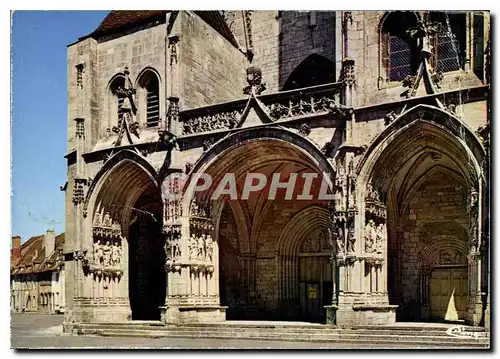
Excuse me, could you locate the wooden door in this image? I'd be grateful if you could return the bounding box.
[299,255,332,322]
[430,267,468,322]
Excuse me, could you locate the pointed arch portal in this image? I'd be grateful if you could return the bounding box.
[356,105,487,324]
[184,127,336,322]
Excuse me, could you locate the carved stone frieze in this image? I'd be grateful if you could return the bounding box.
[92,211,123,238]
[188,233,214,263]
[365,182,387,220]
[267,95,346,121]
[189,201,214,232]
[182,110,241,135]
[300,229,333,253]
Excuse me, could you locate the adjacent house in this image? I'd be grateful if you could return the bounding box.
[11,230,66,314]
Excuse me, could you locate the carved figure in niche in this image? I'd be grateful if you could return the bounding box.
[469,186,478,212]
[347,224,356,253]
[375,223,386,253]
[103,241,112,266]
[198,234,206,260]
[94,240,104,265]
[111,242,121,266]
[103,212,112,227]
[364,219,377,253]
[205,234,214,262]
[189,234,198,261]
[334,225,345,253]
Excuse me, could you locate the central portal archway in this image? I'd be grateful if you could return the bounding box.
[186,129,336,322]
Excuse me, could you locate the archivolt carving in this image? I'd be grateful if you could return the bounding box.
[299,229,333,253]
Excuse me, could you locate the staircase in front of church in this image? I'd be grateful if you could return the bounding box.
[72,321,489,349]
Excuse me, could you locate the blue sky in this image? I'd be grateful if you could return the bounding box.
[11,11,109,242]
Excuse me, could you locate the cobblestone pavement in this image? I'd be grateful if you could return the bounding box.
[9,313,459,350]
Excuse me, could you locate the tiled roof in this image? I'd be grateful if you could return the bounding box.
[81,10,239,48]
[10,233,65,275]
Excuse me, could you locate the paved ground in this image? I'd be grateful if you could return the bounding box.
[9,313,480,350]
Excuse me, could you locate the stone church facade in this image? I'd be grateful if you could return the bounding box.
[63,11,490,330]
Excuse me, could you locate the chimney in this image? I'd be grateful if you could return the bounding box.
[11,236,21,261]
[43,229,56,258]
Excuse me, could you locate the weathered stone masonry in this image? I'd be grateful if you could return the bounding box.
[63,11,490,330]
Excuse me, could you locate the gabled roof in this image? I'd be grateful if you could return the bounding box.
[80,10,238,48]
[11,233,65,275]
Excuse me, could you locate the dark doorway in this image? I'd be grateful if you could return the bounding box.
[128,187,166,321]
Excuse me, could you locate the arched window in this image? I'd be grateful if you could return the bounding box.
[109,75,126,127]
[380,11,419,82]
[137,70,160,128]
[282,54,335,91]
[428,11,466,73]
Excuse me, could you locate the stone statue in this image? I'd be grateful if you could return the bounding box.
[94,240,104,266]
[111,242,121,266]
[375,223,385,253]
[189,234,198,261]
[198,234,206,260]
[103,241,112,266]
[205,234,214,262]
[347,225,356,253]
[364,220,377,253]
[333,225,344,253]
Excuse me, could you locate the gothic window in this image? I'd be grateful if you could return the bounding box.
[428,12,466,73]
[380,11,419,82]
[76,63,84,89]
[137,69,160,128]
[109,75,126,125]
[282,54,335,91]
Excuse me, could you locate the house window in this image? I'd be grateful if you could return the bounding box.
[380,11,419,82]
[428,12,466,73]
[138,70,160,127]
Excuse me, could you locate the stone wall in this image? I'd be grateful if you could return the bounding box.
[278,11,337,89]
[180,11,247,110]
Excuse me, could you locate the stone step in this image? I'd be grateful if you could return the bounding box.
[75,323,489,338]
[75,328,489,348]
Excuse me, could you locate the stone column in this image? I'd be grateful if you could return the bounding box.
[161,195,226,324]
[466,185,484,326]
